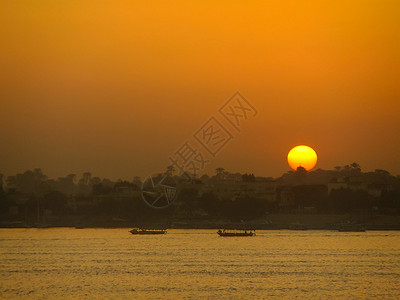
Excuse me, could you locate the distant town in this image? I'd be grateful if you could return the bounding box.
[1,163,400,229]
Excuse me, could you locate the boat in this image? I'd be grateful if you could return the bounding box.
[217,229,255,237]
[129,228,167,235]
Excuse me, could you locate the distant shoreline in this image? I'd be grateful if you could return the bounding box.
[1,227,400,231]
[2,224,400,231]
[2,213,400,230]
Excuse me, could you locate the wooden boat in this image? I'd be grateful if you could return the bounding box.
[217,229,255,237]
[129,228,167,235]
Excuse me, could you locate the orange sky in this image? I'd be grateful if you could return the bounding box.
[1,1,399,180]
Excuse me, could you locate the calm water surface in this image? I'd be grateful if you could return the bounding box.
[1,229,400,299]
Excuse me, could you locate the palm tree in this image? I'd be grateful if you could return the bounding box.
[82,172,91,185]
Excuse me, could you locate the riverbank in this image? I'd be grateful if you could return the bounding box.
[2,214,400,230]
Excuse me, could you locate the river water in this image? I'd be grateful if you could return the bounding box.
[1,228,399,299]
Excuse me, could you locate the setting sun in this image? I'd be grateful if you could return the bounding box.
[287,145,318,171]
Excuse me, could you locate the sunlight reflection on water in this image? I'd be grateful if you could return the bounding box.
[1,229,400,299]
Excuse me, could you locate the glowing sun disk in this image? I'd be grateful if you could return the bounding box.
[287,145,318,171]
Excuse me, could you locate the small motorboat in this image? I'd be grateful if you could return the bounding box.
[129,228,167,235]
[217,229,255,237]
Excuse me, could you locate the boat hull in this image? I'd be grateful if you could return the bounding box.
[130,229,166,235]
[217,230,255,237]
[217,233,254,237]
